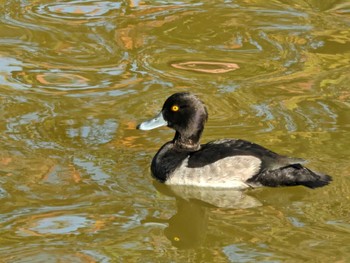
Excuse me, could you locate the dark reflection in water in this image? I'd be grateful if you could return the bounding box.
[164,199,208,249]
[142,182,261,249]
[143,198,209,249]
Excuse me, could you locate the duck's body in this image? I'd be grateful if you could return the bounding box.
[137,93,331,189]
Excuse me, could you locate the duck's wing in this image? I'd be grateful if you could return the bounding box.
[187,139,330,189]
[188,139,304,172]
[247,163,332,188]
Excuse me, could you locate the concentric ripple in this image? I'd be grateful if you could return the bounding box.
[1,0,125,67]
[171,61,239,73]
[17,0,122,25]
[0,0,129,94]
[11,70,92,91]
[40,1,120,18]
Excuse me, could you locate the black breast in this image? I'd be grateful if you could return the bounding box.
[151,142,189,182]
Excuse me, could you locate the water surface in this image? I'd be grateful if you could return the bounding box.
[0,0,350,262]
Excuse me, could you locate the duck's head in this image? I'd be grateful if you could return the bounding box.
[137,92,208,149]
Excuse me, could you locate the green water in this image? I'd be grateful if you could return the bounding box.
[0,0,349,262]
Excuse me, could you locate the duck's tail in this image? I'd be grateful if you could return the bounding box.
[248,164,332,189]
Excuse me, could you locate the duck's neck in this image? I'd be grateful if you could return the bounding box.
[173,129,202,151]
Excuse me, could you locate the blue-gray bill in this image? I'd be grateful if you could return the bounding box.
[137,112,167,130]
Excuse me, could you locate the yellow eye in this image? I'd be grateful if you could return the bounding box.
[171,105,179,112]
[173,236,180,242]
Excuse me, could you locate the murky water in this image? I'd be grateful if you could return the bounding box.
[0,0,349,262]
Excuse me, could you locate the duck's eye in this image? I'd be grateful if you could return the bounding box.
[171,105,179,112]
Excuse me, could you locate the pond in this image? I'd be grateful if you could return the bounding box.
[0,0,349,262]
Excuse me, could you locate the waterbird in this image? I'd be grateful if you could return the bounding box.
[137,92,331,189]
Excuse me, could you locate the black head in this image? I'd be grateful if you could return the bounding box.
[138,92,208,149]
[162,92,208,136]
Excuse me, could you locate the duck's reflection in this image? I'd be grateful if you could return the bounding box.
[164,197,208,249]
[143,182,261,249]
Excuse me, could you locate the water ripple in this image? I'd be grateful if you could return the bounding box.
[5,0,122,26]
[138,7,318,90]
[171,61,239,73]
[0,1,129,93]
[17,214,94,236]
[0,1,349,260]
[2,248,108,263]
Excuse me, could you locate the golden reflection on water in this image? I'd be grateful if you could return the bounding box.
[171,61,240,73]
[0,0,350,261]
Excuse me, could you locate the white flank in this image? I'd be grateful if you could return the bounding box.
[166,155,261,189]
